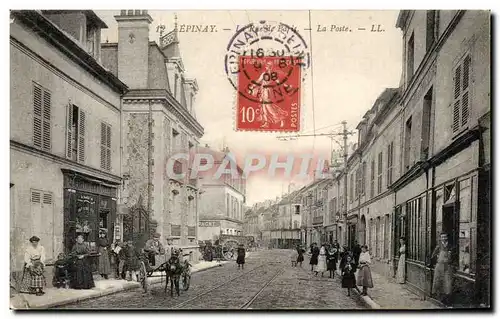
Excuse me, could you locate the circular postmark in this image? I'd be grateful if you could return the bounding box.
[224,20,310,104]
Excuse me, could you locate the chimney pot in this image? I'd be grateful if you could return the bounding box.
[120,10,126,15]
[127,10,134,15]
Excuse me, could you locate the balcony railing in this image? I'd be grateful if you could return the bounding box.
[313,216,323,225]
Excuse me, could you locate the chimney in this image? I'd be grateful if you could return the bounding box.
[115,10,153,89]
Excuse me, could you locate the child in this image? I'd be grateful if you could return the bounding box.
[341,255,356,296]
[52,253,69,288]
[290,249,298,267]
[236,244,246,270]
[123,241,140,282]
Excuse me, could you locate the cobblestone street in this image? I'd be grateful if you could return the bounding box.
[57,249,366,310]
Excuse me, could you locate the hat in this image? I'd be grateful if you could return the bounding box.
[153,233,161,238]
[29,236,40,243]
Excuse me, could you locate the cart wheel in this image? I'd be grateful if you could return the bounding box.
[139,261,148,293]
[182,273,191,291]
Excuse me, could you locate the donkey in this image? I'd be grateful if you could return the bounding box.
[160,256,183,297]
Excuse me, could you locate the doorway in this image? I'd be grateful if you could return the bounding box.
[442,203,458,252]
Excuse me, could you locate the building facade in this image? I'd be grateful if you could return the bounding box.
[197,146,246,242]
[10,10,127,271]
[392,10,490,306]
[100,10,204,252]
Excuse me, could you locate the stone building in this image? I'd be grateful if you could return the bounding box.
[393,10,490,306]
[10,10,128,271]
[100,10,204,252]
[197,146,246,242]
[341,88,402,277]
[299,179,330,248]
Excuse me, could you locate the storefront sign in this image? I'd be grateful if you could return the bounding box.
[199,221,221,227]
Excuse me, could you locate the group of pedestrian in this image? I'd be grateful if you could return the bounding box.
[289,240,373,297]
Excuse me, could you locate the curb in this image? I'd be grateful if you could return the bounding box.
[11,261,229,310]
[335,269,382,310]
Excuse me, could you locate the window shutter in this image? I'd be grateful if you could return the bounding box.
[42,90,51,151]
[42,192,52,205]
[452,65,461,133]
[78,110,86,163]
[100,122,106,169]
[33,85,43,148]
[31,190,41,203]
[66,104,73,158]
[106,124,111,170]
[461,56,471,126]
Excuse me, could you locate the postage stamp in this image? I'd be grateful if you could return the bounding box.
[236,56,301,131]
[224,20,309,132]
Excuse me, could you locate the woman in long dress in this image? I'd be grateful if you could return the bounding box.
[236,244,246,269]
[97,231,111,279]
[396,238,406,284]
[315,244,328,276]
[356,245,374,296]
[70,235,95,289]
[21,236,46,295]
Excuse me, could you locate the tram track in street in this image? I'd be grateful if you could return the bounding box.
[171,259,286,309]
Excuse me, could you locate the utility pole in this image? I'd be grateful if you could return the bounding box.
[277,121,355,247]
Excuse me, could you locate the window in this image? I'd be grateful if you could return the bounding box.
[426,10,436,51]
[404,117,412,170]
[421,88,433,160]
[370,160,375,198]
[406,197,424,262]
[376,217,381,257]
[387,142,394,186]
[377,152,383,194]
[188,226,196,237]
[384,214,390,258]
[453,54,471,134]
[226,195,230,217]
[174,74,179,99]
[171,224,181,237]
[361,162,366,195]
[294,204,300,214]
[66,104,86,162]
[33,84,51,151]
[349,174,354,202]
[458,177,475,274]
[330,197,337,223]
[100,122,112,171]
[407,32,415,81]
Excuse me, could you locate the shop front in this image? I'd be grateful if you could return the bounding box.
[62,169,119,270]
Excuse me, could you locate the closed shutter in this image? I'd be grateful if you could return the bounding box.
[78,109,86,163]
[42,91,51,150]
[33,85,43,148]
[106,124,111,170]
[452,65,461,133]
[66,104,73,159]
[462,56,471,126]
[100,122,106,169]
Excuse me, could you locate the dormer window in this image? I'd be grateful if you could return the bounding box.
[86,27,96,56]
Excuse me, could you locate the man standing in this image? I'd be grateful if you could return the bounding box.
[164,236,175,261]
[144,233,165,268]
[432,233,455,307]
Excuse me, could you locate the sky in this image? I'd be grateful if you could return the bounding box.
[96,10,403,206]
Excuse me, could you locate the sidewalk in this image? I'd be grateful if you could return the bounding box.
[335,267,440,309]
[10,260,228,310]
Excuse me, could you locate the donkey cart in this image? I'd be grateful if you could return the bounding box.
[137,254,191,296]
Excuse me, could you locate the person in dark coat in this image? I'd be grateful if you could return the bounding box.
[341,255,356,296]
[296,245,305,267]
[53,253,70,288]
[123,241,140,281]
[353,241,362,266]
[236,244,246,269]
[97,230,111,279]
[339,246,350,271]
[327,245,338,278]
[309,243,319,272]
[69,235,95,289]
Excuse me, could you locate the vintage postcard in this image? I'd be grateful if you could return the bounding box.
[9,9,491,310]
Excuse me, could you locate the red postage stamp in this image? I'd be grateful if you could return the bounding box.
[236,56,301,132]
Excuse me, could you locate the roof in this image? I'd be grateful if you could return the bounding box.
[12,10,128,94]
[42,10,108,29]
[396,10,411,30]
